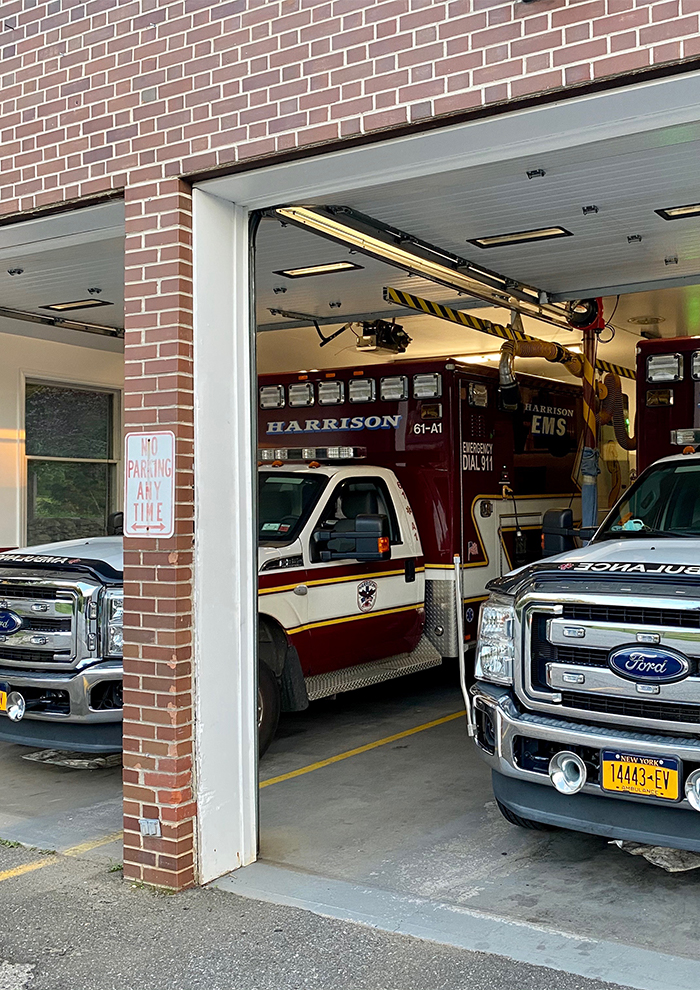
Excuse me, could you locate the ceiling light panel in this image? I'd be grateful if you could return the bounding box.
[40,298,113,311]
[468,227,573,249]
[655,203,700,221]
[274,261,364,278]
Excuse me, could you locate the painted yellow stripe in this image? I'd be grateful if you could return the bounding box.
[63,831,123,857]
[287,602,421,635]
[0,857,57,882]
[259,710,466,788]
[259,566,425,597]
[0,830,124,884]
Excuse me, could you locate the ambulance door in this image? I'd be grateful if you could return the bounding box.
[302,477,424,675]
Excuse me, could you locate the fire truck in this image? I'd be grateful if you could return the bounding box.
[472,336,700,851]
[0,357,586,754]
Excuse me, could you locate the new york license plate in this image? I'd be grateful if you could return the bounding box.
[0,681,7,713]
[601,750,680,801]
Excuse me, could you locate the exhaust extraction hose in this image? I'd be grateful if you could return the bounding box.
[498,339,584,410]
[599,373,636,451]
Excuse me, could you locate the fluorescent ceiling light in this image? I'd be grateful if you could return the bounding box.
[274,261,364,278]
[655,203,700,221]
[274,207,573,332]
[468,227,572,249]
[40,298,113,311]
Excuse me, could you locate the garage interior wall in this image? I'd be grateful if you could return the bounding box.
[0,326,124,550]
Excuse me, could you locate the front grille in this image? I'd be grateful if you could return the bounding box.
[0,584,62,601]
[20,617,71,632]
[563,603,700,629]
[0,649,71,664]
[554,645,610,668]
[561,691,700,726]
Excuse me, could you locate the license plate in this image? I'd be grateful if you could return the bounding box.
[0,681,7,713]
[601,750,680,801]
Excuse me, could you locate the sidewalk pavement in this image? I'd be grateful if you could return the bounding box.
[0,842,633,990]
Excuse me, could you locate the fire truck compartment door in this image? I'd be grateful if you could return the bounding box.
[303,477,424,674]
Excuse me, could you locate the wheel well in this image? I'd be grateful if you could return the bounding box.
[258,615,288,677]
[258,613,309,712]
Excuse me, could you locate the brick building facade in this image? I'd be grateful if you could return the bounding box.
[1,0,699,889]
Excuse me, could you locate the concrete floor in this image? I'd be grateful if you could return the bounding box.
[259,664,700,964]
[0,739,122,857]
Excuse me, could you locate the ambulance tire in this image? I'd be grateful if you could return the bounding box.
[496,800,556,831]
[258,661,280,758]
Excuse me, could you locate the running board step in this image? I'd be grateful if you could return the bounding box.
[305,635,442,702]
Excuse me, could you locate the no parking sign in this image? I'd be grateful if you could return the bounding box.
[124,431,176,538]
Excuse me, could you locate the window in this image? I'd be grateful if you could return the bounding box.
[258,472,328,545]
[25,383,119,546]
[317,478,401,545]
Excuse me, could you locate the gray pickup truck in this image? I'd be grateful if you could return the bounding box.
[472,452,700,851]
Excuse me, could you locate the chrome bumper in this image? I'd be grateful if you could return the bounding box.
[0,660,123,723]
[472,681,700,813]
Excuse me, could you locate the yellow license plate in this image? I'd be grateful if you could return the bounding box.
[0,690,6,713]
[601,750,680,801]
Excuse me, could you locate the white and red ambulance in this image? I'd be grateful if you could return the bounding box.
[0,357,585,754]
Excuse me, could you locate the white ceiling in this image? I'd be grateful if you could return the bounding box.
[5,114,700,376]
[0,201,125,333]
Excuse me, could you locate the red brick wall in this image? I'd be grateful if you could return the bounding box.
[1,0,699,217]
[121,178,196,889]
[3,0,699,890]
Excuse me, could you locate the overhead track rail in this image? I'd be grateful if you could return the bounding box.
[384,286,635,380]
[271,205,577,333]
[0,305,124,339]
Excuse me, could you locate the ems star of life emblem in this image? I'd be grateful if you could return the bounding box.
[357,579,378,613]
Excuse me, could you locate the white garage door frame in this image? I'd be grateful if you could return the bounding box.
[191,68,700,884]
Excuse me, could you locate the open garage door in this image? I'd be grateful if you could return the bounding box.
[190,73,700,974]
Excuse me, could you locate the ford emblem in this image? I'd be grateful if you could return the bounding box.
[0,609,22,635]
[608,644,690,684]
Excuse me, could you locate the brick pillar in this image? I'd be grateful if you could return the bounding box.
[121,178,196,890]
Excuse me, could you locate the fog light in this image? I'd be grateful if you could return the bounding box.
[6,691,25,722]
[684,769,700,811]
[549,751,587,795]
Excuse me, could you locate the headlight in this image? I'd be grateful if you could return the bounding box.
[475,597,515,685]
[103,588,124,658]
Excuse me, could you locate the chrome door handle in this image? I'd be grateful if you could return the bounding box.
[293,585,308,596]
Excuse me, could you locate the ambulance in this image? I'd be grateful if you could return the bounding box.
[0,357,587,754]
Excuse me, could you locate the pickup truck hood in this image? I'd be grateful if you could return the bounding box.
[551,538,700,569]
[0,536,125,571]
[490,537,700,597]
[0,537,294,578]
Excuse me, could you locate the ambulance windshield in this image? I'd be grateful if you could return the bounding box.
[258,472,328,544]
[596,461,700,540]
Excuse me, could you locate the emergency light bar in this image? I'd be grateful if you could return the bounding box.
[259,446,367,462]
[671,429,700,446]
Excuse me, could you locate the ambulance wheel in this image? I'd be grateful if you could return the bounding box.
[496,800,555,831]
[258,662,280,758]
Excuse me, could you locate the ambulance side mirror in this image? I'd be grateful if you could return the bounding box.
[542,508,575,557]
[314,514,391,562]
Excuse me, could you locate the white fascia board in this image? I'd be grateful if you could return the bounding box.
[199,70,700,210]
[0,201,125,256]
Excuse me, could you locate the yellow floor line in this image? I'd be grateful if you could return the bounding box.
[259,710,466,789]
[0,857,57,882]
[63,831,123,857]
[0,830,124,883]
